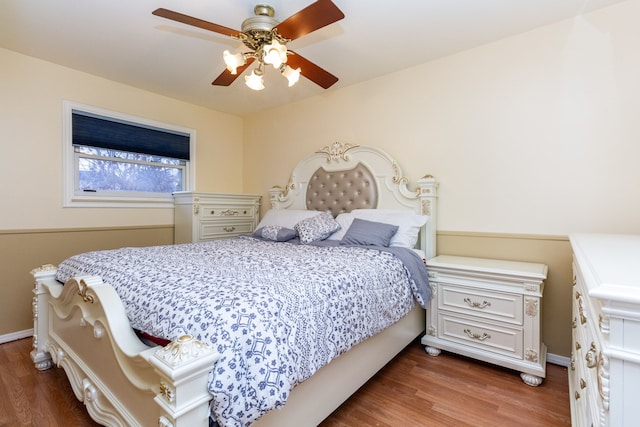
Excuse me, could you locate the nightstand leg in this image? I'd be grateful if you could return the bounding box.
[520,372,543,386]
[424,346,441,356]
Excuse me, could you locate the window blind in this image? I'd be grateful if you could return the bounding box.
[72,110,190,160]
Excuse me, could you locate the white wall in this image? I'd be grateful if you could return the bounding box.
[0,48,244,230]
[243,1,640,236]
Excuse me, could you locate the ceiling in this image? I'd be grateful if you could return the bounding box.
[0,0,625,117]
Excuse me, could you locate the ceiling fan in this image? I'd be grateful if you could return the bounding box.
[152,0,345,90]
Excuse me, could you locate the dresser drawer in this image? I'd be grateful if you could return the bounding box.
[572,337,606,426]
[199,219,254,240]
[200,204,256,220]
[569,347,591,427]
[437,284,523,326]
[437,312,523,359]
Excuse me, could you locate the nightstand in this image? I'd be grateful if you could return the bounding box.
[421,255,548,386]
[173,192,261,243]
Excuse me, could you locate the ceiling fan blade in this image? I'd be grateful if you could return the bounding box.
[287,53,338,89]
[212,57,256,86]
[275,0,345,41]
[152,8,239,37]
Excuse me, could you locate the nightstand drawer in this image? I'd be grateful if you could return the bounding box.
[200,204,256,220]
[438,284,523,326]
[437,313,523,359]
[199,219,254,240]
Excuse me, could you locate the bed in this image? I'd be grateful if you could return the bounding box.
[30,142,438,427]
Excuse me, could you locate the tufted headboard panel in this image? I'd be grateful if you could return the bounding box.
[305,164,378,217]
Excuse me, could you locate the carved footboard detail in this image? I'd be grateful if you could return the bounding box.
[30,265,219,427]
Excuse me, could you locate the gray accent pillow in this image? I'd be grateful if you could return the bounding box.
[340,218,399,247]
[295,212,340,244]
[253,225,297,242]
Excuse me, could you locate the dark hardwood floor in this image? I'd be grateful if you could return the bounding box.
[0,338,570,426]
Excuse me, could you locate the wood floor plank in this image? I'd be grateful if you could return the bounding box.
[0,338,570,426]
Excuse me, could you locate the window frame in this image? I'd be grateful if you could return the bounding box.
[62,101,196,208]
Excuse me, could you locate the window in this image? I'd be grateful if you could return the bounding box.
[63,101,195,207]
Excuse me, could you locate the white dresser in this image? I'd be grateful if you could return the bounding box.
[569,233,640,427]
[421,255,548,386]
[173,192,260,243]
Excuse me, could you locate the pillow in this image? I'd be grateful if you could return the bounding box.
[295,211,341,244]
[252,225,297,242]
[340,218,399,247]
[256,209,322,230]
[326,213,355,241]
[351,209,428,248]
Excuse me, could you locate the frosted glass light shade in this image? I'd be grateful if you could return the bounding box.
[223,51,246,74]
[262,39,287,69]
[281,65,301,87]
[245,70,265,90]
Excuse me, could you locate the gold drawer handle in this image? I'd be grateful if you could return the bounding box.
[575,292,587,324]
[575,391,580,400]
[570,351,575,371]
[463,328,491,341]
[580,378,587,389]
[585,342,598,368]
[463,297,491,309]
[223,227,236,233]
[220,209,239,216]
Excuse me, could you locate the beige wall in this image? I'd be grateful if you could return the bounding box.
[0,227,173,337]
[1,47,244,229]
[242,1,640,357]
[243,1,640,235]
[0,48,245,336]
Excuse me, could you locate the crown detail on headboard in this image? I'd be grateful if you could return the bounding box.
[316,142,359,163]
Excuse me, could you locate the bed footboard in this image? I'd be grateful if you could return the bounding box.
[30,265,219,427]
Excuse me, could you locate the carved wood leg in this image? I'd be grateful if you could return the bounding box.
[424,346,441,356]
[520,372,543,386]
[31,265,57,371]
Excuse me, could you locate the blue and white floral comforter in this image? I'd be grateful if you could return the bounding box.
[56,236,429,426]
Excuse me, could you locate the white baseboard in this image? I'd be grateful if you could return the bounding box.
[0,328,33,344]
[547,352,570,367]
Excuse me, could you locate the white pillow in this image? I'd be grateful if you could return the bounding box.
[350,209,428,248]
[326,213,354,240]
[256,209,321,230]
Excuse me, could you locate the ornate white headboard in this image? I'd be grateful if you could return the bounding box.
[268,142,438,258]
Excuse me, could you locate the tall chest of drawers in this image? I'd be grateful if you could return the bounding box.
[421,255,548,386]
[173,192,261,243]
[569,234,640,427]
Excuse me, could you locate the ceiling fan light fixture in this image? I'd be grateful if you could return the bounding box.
[245,69,265,91]
[223,50,246,75]
[281,65,301,87]
[152,1,344,90]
